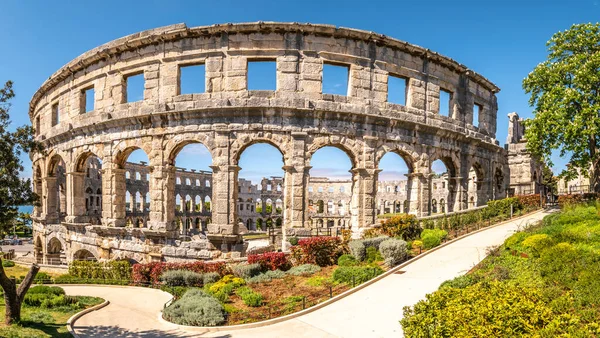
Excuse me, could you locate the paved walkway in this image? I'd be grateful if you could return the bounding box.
[64,210,552,338]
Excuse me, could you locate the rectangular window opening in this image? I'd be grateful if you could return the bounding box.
[51,103,60,126]
[179,64,206,95]
[388,75,407,105]
[247,60,276,91]
[82,87,95,113]
[473,103,482,127]
[322,63,349,96]
[439,89,452,117]
[126,73,145,103]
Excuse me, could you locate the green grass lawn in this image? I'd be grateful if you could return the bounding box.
[0,288,103,337]
[401,203,600,336]
[242,233,269,240]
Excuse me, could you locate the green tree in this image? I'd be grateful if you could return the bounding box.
[542,164,558,194]
[523,23,600,191]
[0,80,43,324]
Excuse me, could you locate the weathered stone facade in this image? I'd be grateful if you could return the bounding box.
[29,22,508,264]
[506,112,544,196]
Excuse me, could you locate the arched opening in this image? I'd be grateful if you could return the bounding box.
[33,165,43,217]
[431,159,455,214]
[47,155,67,223]
[431,199,438,214]
[256,218,263,231]
[309,146,353,229]
[468,164,485,208]
[116,148,150,227]
[72,249,97,261]
[237,142,285,232]
[171,143,213,237]
[377,151,413,215]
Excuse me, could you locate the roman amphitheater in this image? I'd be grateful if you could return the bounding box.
[28,22,542,265]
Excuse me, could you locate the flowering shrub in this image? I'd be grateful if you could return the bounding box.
[247,252,291,271]
[290,236,343,267]
[132,261,227,285]
[380,214,422,240]
[516,194,543,210]
[557,193,600,207]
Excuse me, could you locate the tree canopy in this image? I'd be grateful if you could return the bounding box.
[523,23,600,191]
[0,80,42,230]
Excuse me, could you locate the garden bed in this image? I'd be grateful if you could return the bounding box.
[0,285,103,338]
[401,203,600,336]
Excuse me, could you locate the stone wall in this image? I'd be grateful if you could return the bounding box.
[30,22,508,264]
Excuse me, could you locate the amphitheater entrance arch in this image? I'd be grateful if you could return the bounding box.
[72,249,97,261]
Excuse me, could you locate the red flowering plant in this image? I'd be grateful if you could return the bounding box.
[290,236,343,267]
[248,252,291,271]
[132,261,228,285]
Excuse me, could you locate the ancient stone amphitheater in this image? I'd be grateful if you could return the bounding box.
[29,22,508,264]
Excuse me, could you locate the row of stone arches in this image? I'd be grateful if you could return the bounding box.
[33,132,506,234]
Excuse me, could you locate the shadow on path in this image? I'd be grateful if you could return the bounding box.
[74,325,232,338]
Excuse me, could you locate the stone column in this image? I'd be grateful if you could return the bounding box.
[102,162,126,227]
[349,167,378,232]
[405,173,420,215]
[43,177,58,223]
[418,173,432,217]
[148,164,175,231]
[65,171,86,223]
[208,164,240,235]
[451,177,466,211]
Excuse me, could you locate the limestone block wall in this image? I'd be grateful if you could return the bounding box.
[30,22,507,263]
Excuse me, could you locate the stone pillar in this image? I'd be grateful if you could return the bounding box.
[208,163,240,235]
[418,173,432,217]
[102,162,126,227]
[148,164,175,231]
[43,177,58,223]
[65,171,86,223]
[405,173,420,215]
[349,167,378,231]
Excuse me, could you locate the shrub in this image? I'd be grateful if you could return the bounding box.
[288,236,299,246]
[290,237,343,267]
[361,236,389,250]
[412,240,423,249]
[247,252,291,271]
[2,260,15,267]
[380,214,422,240]
[232,263,262,279]
[246,269,286,284]
[348,240,366,261]
[332,265,384,285]
[401,281,561,337]
[421,229,448,249]
[365,246,383,263]
[203,272,221,285]
[132,261,227,285]
[379,238,408,267]
[27,285,65,296]
[34,272,52,283]
[236,286,263,307]
[160,270,204,287]
[522,234,554,256]
[163,289,226,326]
[337,254,358,267]
[247,274,272,284]
[264,269,286,279]
[69,260,132,281]
[205,275,246,302]
[286,264,321,276]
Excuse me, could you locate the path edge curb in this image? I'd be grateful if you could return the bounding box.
[67,299,110,338]
[158,208,549,333]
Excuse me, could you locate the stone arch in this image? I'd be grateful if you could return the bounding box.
[72,248,98,261]
[374,144,419,173]
[231,137,290,166]
[165,137,215,167]
[306,138,360,169]
[113,141,153,168]
[34,235,43,263]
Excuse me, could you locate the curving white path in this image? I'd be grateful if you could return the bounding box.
[64,210,552,338]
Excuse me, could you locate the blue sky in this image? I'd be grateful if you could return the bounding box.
[2,0,597,183]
